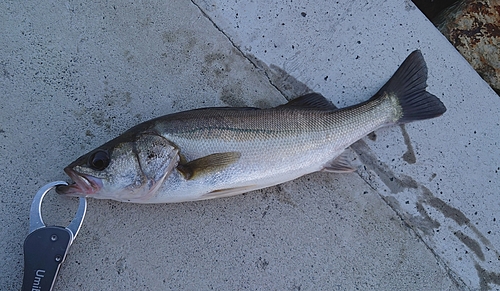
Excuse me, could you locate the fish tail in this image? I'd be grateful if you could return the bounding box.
[374,50,447,124]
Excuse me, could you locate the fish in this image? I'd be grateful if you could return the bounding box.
[56,50,446,203]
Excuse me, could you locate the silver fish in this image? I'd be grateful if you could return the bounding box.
[56,50,446,203]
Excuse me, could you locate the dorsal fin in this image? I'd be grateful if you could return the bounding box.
[276,93,338,110]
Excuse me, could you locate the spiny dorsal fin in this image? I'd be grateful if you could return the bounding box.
[177,152,241,180]
[276,93,338,110]
[321,152,356,173]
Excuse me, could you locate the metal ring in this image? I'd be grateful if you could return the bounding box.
[29,181,87,240]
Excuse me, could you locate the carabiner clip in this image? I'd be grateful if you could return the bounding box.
[21,181,87,291]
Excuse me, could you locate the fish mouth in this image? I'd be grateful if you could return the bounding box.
[56,167,103,196]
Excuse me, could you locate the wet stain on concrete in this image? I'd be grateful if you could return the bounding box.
[421,186,500,259]
[162,29,197,54]
[104,90,132,107]
[204,53,232,77]
[384,195,441,236]
[383,196,441,236]
[475,263,500,291]
[273,184,297,207]
[268,64,312,100]
[454,230,485,261]
[412,202,441,235]
[348,123,499,267]
[261,185,297,208]
[245,53,312,100]
[256,257,269,271]
[0,61,10,79]
[400,124,416,164]
[201,47,261,107]
[71,89,132,131]
[160,29,200,76]
[254,99,275,109]
[115,257,127,275]
[421,187,469,225]
[90,90,132,129]
[220,83,247,107]
[124,50,134,63]
[382,195,403,213]
[351,140,418,193]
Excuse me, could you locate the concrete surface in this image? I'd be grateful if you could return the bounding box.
[1,0,498,290]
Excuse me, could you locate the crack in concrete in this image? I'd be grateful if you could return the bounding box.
[190,0,288,100]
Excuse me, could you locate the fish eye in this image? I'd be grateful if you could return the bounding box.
[89,150,110,171]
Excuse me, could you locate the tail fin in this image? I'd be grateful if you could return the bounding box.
[374,50,446,124]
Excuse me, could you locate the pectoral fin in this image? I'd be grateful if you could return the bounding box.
[177,152,241,180]
[322,152,356,173]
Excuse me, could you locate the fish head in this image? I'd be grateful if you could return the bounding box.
[56,132,179,202]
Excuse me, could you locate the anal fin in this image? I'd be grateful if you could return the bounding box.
[199,185,257,200]
[322,152,356,173]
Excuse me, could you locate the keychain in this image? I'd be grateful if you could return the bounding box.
[21,181,87,291]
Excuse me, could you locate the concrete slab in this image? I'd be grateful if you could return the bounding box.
[0,0,497,291]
